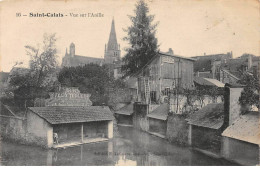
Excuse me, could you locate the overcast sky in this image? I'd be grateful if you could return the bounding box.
[0,0,259,72]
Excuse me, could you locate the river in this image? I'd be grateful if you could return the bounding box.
[0,126,237,166]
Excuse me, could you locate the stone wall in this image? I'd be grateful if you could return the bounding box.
[0,110,53,148]
[166,114,189,145]
[170,94,223,114]
[0,115,27,144]
[116,114,133,125]
[133,103,149,132]
[222,136,259,165]
[26,110,53,148]
[192,126,222,154]
[149,118,166,135]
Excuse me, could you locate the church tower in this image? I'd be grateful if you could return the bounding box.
[104,18,121,64]
[70,43,75,57]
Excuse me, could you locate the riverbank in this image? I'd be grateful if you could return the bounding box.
[0,126,238,166]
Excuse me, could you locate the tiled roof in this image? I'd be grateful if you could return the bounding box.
[132,51,195,77]
[147,104,169,120]
[63,55,104,67]
[159,52,196,61]
[192,53,231,72]
[221,69,240,80]
[186,103,224,129]
[222,111,260,145]
[114,103,134,115]
[73,55,104,65]
[28,106,114,124]
[194,77,225,87]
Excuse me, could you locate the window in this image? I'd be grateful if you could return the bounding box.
[164,87,170,97]
[150,91,157,103]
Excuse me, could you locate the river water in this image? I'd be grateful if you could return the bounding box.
[0,126,237,166]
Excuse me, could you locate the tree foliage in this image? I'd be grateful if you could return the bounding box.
[9,33,58,89]
[122,0,159,76]
[58,64,127,106]
[238,72,259,110]
[8,33,59,108]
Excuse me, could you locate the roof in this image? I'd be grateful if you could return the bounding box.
[192,53,232,72]
[221,69,240,80]
[222,111,260,145]
[114,103,134,115]
[107,19,118,50]
[62,55,104,67]
[194,77,225,87]
[186,103,224,129]
[147,104,169,120]
[132,51,195,77]
[74,55,103,63]
[159,52,196,61]
[28,106,114,124]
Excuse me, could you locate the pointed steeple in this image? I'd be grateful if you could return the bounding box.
[107,18,118,50]
[104,18,121,64]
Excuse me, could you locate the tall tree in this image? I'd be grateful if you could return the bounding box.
[9,33,59,108]
[10,33,58,89]
[122,0,159,75]
[26,33,58,88]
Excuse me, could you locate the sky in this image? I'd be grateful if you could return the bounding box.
[0,0,259,72]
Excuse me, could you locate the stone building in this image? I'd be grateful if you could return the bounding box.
[213,54,260,84]
[61,43,104,67]
[27,106,114,148]
[0,87,114,148]
[135,51,195,105]
[131,51,195,135]
[222,111,260,166]
[104,18,121,64]
[192,52,233,78]
[221,84,260,165]
[186,103,224,155]
[114,102,134,126]
[193,52,259,85]
[61,18,121,68]
[147,104,168,138]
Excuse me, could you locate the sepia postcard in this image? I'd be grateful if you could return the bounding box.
[0,0,259,166]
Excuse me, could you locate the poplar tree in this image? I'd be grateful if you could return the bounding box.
[122,0,159,76]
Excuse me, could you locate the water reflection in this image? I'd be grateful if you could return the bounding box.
[0,126,238,166]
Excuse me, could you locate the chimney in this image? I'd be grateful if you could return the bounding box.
[248,55,252,70]
[102,103,106,108]
[168,48,174,55]
[223,84,244,129]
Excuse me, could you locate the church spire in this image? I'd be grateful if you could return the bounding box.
[104,18,121,64]
[107,18,118,50]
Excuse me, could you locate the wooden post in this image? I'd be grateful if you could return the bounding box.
[81,123,84,143]
[108,121,113,139]
[188,124,192,146]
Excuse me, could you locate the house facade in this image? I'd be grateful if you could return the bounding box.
[131,51,195,137]
[135,51,195,105]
